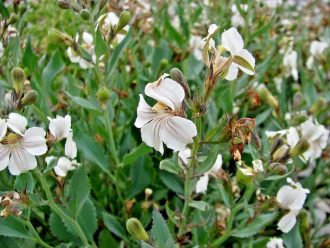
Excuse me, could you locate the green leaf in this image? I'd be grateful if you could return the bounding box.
[123,143,152,166]
[106,30,132,81]
[15,172,35,193]
[159,159,180,174]
[22,38,39,73]
[102,212,128,241]
[0,2,10,18]
[282,220,303,248]
[41,50,65,84]
[98,230,119,248]
[159,171,183,195]
[76,133,110,174]
[195,146,220,175]
[66,166,90,217]
[95,29,107,58]
[0,216,30,239]
[189,201,209,211]
[163,14,183,48]
[0,236,36,248]
[65,91,98,111]
[77,198,97,242]
[231,212,278,238]
[150,210,176,248]
[141,241,154,248]
[49,212,77,242]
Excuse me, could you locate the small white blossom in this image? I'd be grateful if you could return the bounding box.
[178,147,192,165]
[221,28,255,80]
[300,118,329,160]
[266,237,285,248]
[196,154,222,194]
[252,159,264,172]
[231,4,248,27]
[48,115,72,141]
[189,35,204,61]
[283,50,298,81]
[134,75,197,154]
[65,132,77,159]
[0,113,47,175]
[276,178,309,233]
[46,156,79,177]
[306,40,328,69]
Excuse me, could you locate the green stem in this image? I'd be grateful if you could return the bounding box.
[105,105,120,167]
[14,217,53,248]
[34,170,91,247]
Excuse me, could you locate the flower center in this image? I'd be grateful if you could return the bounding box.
[152,102,167,113]
[0,132,23,145]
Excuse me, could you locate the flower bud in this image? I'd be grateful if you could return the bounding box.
[170,67,190,98]
[145,188,153,198]
[48,28,74,47]
[114,11,131,34]
[96,87,110,104]
[290,139,309,158]
[57,0,71,9]
[272,144,290,163]
[126,218,149,241]
[309,98,326,115]
[21,90,38,106]
[236,167,254,185]
[11,67,25,95]
[80,9,91,20]
[8,14,18,25]
[257,84,279,110]
[270,137,284,156]
[269,163,288,174]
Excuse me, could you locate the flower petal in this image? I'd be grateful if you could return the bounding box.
[0,144,10,171]
[145,77,185,111]
[235,49,255,75]
[82,32,93,45]
[21,127,47,156]
[8,147,37,175]
[134,94,157,128]
[7,113,27,136]
[0,119,7,140]
[276,185,307,210]
[67,47,80,63]
[224,64,239,81]
[160,116,197,152]
[54,156,74,177]
[221,27,244,55]
[277,210,298,233]
[49,115,72,141]
[141,117,165,154]
[287,127,299,147]
[196,174,209,194]
[65,132,77,159]
[211,154,222,173]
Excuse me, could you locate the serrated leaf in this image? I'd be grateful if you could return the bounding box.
[76,198,97,242]
[66,166,90,217]
[0,216,30,239]
[159,159,180,174]
[15,172,35,193]
[123,143,152,166]
[150,210,176,248]
[65,91,98,111]
[102,212,128,241]
[231,212,278,238]
[49,212,77,242]
[188,201,209,211]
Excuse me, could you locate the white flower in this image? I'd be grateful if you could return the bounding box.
[134,75,197,154]
[97,12,129,43]
[65,132,77,159]
[46,156,78,177]
[263,0,283,9]
[266,237,285,248]
[276,178,309,233]
[48,115,72,141]
[252,159,264,172]
[178,147,192,165]
[231,5,247,27]
[283,50,298,81]
[67,32,95,69]
[196,154,222,194]
[0,114,47,175]
[306,41,328,69]
[221,28,255,80]
[300,118,329,160]
[0,41,3,58]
